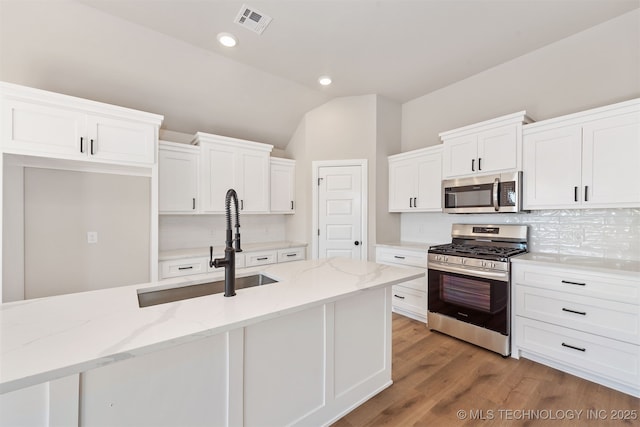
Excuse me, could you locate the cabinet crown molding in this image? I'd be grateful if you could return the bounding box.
[0,81,164,126]
[191,131,273,152]
[439,110,533,140]
[523,98,640,134]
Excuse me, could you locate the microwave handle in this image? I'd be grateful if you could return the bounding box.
[492,178,500,211]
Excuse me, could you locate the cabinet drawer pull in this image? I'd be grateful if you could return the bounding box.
[562,308,586,316]
[257,257,269,261]
[393,294,405,299]
[394,255,406,259]
[561,342,586,352]
[285,253,297,257]
[574,186,578,202]
[178,266,194,270]
[561,280,586,286]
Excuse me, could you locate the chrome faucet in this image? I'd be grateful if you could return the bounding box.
[209,189,243,297]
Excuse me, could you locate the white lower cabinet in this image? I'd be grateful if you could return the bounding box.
[159,257,209,279]
[160,246,306,279]
[512,261,640,397]
[376,245,427,323]
[1,288,392,427]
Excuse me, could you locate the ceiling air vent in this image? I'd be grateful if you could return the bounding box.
[234,4,272,34]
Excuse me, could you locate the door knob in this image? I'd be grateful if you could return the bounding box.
[354,241,360,246]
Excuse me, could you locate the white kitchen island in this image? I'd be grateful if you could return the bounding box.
[0,257,424,426]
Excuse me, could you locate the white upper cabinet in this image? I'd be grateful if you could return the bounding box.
[523,98,640,209]
[158,141,199,213]
[194,132,272,214]
[440,111,532,179]
[270,158,296,214]
[388,145,442,212]
[1,82,162,166]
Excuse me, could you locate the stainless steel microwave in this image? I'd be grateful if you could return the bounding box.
[442,171,523,213]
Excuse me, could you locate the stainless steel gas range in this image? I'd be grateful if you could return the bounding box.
[427,224,528,356]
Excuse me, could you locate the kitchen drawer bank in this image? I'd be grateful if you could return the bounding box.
[0,258,424,426]
[159,242,307,279]
[376,243,433,323]
[511,253,640,397]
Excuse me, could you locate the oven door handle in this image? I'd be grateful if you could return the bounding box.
[492,178,500,211]
[429,264,509,282]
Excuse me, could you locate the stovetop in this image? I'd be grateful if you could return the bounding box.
[428,243,527,262]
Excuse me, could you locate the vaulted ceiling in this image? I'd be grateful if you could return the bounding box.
[1,1,638,148]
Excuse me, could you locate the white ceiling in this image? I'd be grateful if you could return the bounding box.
[3,1,639,148]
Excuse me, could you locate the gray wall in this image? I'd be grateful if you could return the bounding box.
[23,168,150,299]
[401,9,640,151]
[285,95,401,259]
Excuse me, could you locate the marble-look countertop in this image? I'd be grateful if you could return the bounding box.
[511,252,640,277]
[0,258,423,394]
[159,241,308,261]
[375,241,445,252]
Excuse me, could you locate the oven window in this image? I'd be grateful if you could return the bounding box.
[444,184,492,208]
[441,275,493,312]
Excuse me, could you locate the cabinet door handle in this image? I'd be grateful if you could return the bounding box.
[291,201,294,210]
[240,199,244,210]
[561,280,586,286]
[413,197,417,207]
[409,197,413,208]
[90,139,95,155]
[478,157,482,171]
[394,255,405,259]
[471,158,475,171]
[393,294,405,299]
[562,308,586,316]
[584,186,589,202]
[561,342,586,352]
[574,186,578,202]
[178,266,193,270]
[192,198,196,210]
[80,137,84,153]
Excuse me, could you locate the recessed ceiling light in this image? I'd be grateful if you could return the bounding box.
[217,32,237,48]
[318,76,332,86]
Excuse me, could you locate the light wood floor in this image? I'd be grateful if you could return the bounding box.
[333,314,639,427]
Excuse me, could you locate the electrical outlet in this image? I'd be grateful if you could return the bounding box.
[87,231,98,244]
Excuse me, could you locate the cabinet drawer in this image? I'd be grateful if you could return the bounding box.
[376,247,427,268]
[160,257,208,279]
[277,247,305,263]
[245,251,277,267]
[513,264,640,304]
[516,317,640,389]
[391,285,426,315]
[516,285,640,345]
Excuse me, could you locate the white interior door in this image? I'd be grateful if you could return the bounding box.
[317,165,363,259]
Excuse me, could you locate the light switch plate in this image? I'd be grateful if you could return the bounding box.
[87,231,98,244]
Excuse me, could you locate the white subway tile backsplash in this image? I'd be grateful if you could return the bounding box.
[401,208,640,261]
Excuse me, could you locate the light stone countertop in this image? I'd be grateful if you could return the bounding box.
[376,241,446,252]
[511,252,640,276]
[159,241,308,261]
[0,257,423,394]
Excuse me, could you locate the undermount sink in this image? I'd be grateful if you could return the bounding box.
[137,274,278,308]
